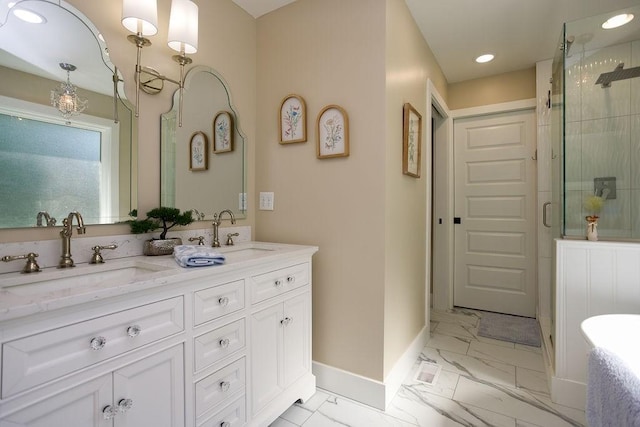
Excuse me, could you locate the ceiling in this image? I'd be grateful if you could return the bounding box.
[233,0,640,83]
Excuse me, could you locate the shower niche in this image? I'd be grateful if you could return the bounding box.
[552,5,640,240]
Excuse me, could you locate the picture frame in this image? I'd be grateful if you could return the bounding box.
[213,111,234,153]
[402,103,422,177]
[279,94,307,144]
[189,131,208,171]
[316,104,349,159]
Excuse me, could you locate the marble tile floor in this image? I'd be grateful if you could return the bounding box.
[270,308,586,427]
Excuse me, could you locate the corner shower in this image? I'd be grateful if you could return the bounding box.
[552,5,640,241]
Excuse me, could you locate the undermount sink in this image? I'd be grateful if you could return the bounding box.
[217,243,277,260]
[0,260,172,297]
[581,314,640,378]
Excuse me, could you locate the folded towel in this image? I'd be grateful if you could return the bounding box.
[173,245,226,268]
[587,347,640,427]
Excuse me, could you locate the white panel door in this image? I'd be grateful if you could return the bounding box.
[113,345,184,427]
[0,375,112,427]
[282,293,310,386]
[454,109,537,317]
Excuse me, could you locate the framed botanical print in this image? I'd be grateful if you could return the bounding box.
[213,111,234,153]
[279,94,307,144]
[189,131,208,171]
[316,104,349,159]
[402,103,422,177]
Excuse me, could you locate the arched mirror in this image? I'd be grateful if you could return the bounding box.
[161,66,246,220]
[0,0,137,229]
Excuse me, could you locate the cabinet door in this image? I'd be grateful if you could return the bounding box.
[113,345,184,427]
[282,293,310,386]
[250,303,283,414]
[0,375,112,427]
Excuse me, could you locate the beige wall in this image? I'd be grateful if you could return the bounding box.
[382,0,447,377]
[255,0,447,382]
[447,67,536,110]
[0,0,256,243]
[256,0,388,381]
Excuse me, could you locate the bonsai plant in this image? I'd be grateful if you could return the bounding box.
[129,208,194,255]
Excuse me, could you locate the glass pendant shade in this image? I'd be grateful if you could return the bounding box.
[167,0,198,54]
[122,0,158,36]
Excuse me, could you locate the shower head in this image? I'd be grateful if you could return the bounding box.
[596,63,640,88]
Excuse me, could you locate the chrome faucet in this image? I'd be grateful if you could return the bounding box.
[212,209,236,247]
[36,211,56,227]
[58,211,86,268]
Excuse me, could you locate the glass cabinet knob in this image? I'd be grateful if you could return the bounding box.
[219,338,230,348]
[118,398,133,413]
[287,276,295,283]
[220,422,231,427]
[218,296,230,307]
[126,325,141,338]
[274,279,283,288]
[90,336,107,350]
[219,381,231,392]
[102,405,117,420]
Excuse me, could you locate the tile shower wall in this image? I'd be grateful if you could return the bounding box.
[564,40,640,238]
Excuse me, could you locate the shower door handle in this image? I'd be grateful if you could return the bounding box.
[543,202,551,228]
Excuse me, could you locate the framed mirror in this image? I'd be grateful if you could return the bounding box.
[0,0,137,229]
[161,65,246,220]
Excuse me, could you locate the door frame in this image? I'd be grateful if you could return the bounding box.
[428,97,537,317]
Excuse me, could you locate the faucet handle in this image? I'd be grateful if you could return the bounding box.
[2,253,41,273]
[90,245,118,264]
[189,236,205,246]
[226,233,239,246]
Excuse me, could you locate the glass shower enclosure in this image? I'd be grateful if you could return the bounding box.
[550,6,640,350]
[552,5,640,240]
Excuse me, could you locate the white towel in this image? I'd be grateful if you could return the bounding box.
[587,347,640,427]
[173,245,226,267]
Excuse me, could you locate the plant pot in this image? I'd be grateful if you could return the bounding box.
[143,237,183,256]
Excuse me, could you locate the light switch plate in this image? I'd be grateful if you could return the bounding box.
[259,192,274,210]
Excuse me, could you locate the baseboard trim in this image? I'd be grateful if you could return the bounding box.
[313,325,429,410]
[550,375,586,410]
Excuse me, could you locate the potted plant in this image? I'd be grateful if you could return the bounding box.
[583,195,604,241]
[129,207,194,255]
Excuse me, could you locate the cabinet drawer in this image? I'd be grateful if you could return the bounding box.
[250,263,309,304]
[198,395,246,427]
[194,280,245,326]
[194,319,245,371]
[2,296,184,398]
[195,358,245,418]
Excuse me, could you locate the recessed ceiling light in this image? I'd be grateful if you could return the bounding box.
[602,13,634,29]
[13,8,46,24]
[475,54,494,64]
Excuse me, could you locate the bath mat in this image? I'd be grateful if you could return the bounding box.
[477,311,541,347]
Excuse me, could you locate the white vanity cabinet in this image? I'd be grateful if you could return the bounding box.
[249,262,314,425]
[0,242,317,427]
[251,293,310,413]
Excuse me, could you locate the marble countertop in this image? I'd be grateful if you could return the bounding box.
[0,242,318,322]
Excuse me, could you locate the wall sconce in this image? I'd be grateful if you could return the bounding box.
[122,0,198,126]
[50,63,88,125]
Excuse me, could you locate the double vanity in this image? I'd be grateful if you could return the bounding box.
[0,242,317,427]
